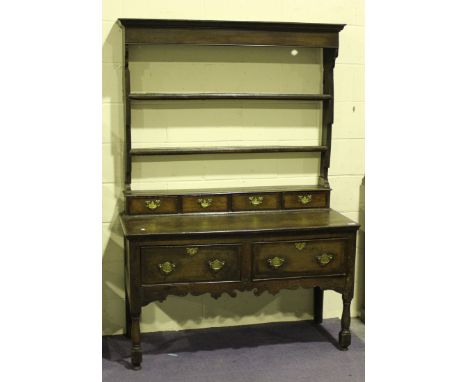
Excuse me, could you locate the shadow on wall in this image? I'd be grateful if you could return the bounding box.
[102,21,126,335]
[140,288,315,332]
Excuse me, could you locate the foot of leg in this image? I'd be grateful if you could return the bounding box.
[131,345,142,370]
[131,316,142,369]
[338,330,351,350]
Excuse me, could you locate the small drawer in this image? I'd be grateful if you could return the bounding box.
[127,196,178,215]
[141,244,241,284]
[283,191,328,209]
[253,238,347,279]
[232,193,280,211]
[182,195,228,213]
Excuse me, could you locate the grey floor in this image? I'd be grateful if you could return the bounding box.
[103,318,364,382]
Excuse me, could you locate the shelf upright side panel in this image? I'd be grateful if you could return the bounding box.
[124,41,132,190]
[319,47,338,190]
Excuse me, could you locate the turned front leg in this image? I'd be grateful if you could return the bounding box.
[339,294,352,350]
[124,293,131,339]
[131,315,142,369]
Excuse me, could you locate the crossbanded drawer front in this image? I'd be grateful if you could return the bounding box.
[127,196,178,215]
[253,238,347,279]
[140,244,241,284]
[232,193,280,211]
[182,195,228,213]
[283,191,328,209]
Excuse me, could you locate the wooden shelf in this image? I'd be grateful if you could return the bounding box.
[129,93,332,101]
[130,146,328,156]
[124,184,331,196]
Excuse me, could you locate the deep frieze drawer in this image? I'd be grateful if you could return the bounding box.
[182,195,228,213]
[282,191,328,209]
[253,238,347,279]
[127,196,179,215]
[140,244,241,284]
[232,193,280,211]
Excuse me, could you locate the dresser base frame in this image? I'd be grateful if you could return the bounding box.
[123,236,356,370]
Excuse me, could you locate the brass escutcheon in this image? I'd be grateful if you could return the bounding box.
[158,261,176,275]
[145,199,161,210]
[294,242,306,251]
[267,256,285,269]
[208,259,225,272]
[249,196,264,206]
[197,198,213,208]
[186,247,199,256]
[316,253,334,266]
[297,194,313,205]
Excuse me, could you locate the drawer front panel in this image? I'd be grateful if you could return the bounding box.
[283,191,328,209]
[141,244,241,284]
[232,193,280,211]
[128,196,178,215]
[253,238,347,279]
[182,195,228,213]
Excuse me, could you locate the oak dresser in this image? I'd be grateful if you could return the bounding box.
[117,18,359,370]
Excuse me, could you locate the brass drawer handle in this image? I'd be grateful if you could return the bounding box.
[267,256,285,269]
[186,247,199,256]
[316,253,334,266]
[208,259,225,272]
[145,199,161,210]
[249,196,264,206]
[298,194,312,205]
[158,261,176,275]
[197,198,213,208]
[294,242,306,251]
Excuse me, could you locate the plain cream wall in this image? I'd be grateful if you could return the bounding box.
[102,0,364,335]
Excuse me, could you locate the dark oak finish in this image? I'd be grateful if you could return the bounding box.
[125,27,339,47]
[118,18,345,33]
[121,209,357,237]
[283,191,328,209]
[125,187,330,215]
[182,195,229,213]
[319,48,337,188]
[117,18,355,370]
[129,93,332,101]
[130,146,328,156]
[231,193,281,211]
[140,244,241,284]
[124,184,330,196]
[127,196,178,215]
[252,237,347,279]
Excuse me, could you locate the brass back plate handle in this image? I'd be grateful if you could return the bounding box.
[294,242,306,251]
[249,196,264,206]
[158,261,176,275]
[145,199,161,210]
[186,247,199,256]
[208,259,225,272]
[316,253,334,266]
[267,256,285,269]
[297,194,312,205]
[197,198,213,208]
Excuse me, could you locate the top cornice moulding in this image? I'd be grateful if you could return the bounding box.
[117,18,346,33]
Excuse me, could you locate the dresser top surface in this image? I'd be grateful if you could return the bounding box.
[120,209,359,238]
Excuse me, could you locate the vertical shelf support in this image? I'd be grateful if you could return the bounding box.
[319,48,338,189]
[123,42,132,190]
